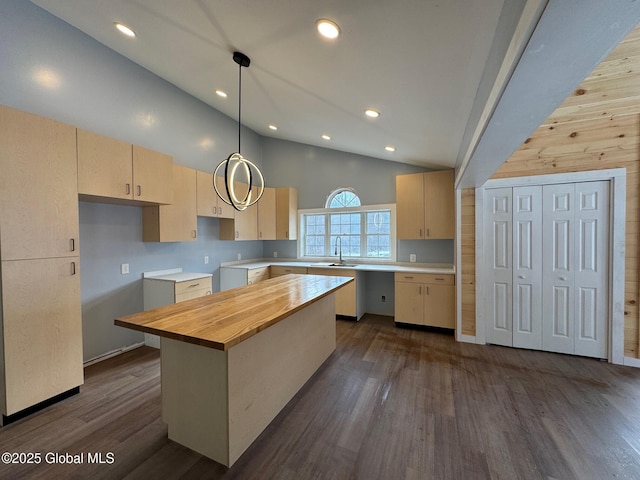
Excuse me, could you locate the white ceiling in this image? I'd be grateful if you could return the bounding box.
[29,0,508,169]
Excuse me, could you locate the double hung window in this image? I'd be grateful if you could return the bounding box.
[300,189,395,260]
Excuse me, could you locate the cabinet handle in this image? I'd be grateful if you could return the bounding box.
[137,185,142,196]
[71,262,76,275]
[218,206,222,216]
[434,277,445,281]
[419,228,423,238]
[560,276,567,281]
[419,286,422,295]
[236,231,239,239]
[126,183,131,195]
[70,238,75,252]
[259,232,262,239]
[285,230,288,238]
[427,228,430,237]
[404,276,414,279]
[188,283,201,288]
[213,206,217,215]
[192,229,197,238]
[427,286,430,295]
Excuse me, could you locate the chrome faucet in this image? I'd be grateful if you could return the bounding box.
[334,236,344,264]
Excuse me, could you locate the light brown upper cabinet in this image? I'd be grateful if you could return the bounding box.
[0,105,79,261]
[258,187,276,240]
[220,203,258,240]
[276,187,298,240]
[196,170,235,219]
[77,128,173,205]
[219,182,259,240]
[142,165,197,242]
[396,170,454,239]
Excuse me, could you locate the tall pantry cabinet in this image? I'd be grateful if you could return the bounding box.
[0,105,83,423]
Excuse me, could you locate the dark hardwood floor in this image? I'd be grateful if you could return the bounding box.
[1,314,640,479]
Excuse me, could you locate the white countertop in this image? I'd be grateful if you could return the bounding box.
[221,259,454,275]
[144,271,213,283]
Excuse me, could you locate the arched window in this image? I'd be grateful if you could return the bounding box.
[325,188,361,208]
[300,188,395,260]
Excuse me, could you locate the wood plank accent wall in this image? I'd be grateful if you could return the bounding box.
[460,25,640,358]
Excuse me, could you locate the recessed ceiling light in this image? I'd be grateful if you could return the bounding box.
[114,22,136,38]
[268,124,278,131]
[322,134,331,140]
[365,108,380,118]
[316,19,340,39]
[385,145,396,152]
[215,89,228,98]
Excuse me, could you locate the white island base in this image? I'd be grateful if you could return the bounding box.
[160,295,335,467]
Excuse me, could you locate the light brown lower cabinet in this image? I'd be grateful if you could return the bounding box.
[394,273,455,328]
[0,257,83,420]
[307,268,358,317]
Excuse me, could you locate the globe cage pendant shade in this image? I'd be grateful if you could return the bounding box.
[213,51,265,211]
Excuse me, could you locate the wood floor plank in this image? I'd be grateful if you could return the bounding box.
[1,314,640,479]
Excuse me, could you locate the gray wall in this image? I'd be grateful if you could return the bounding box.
[0,0,453,362]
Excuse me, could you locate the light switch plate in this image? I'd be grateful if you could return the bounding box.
[204,256,209,264]
[409,254,417,263]
[121,263,129,274]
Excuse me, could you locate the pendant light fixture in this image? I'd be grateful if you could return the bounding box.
[213,51,265,211]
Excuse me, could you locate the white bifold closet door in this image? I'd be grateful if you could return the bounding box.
[485,181,609,359]
[542,181,609,358]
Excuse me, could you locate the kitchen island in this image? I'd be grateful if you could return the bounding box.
[115,274,352,467]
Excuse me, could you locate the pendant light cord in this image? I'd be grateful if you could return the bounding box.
[238,61,242,154]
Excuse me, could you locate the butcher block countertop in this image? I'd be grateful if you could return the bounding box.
[115,274,352,351]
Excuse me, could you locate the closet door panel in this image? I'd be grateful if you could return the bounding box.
[512,186,542,350]
[485,188,513,347]
[574,181,609,358]
[542,184,575,355]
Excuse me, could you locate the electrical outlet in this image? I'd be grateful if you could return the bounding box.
[382,295,386,302]
[273,251,278,258]
[204,256,209,264]
[237,253,242,261]
[409,254,417,263]
[121,263,129,274]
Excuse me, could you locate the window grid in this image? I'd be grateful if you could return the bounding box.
[302,209,392,259]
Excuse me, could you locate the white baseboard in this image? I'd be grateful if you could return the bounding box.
[623,356,640,368]
[83,342,146,367]
[457,333,477,344]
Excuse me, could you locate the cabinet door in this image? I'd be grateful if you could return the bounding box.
[235,204,258,240]
[77,129,132,200]
[142,165,197,242]
[258,187,276,240]
[424,283,455,328]
[424,170,454,239]
[132,145,173,204]
[1,257,83,415]
[308,268,356,316]
[196,170,218,217]
[396,173,425,239]
[394,281,424,324]
[0,106,79,261]
[276,187,298,240]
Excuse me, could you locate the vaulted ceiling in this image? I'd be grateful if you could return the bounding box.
[29,1,640,187]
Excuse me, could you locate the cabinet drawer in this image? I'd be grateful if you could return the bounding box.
[247,267,270,284]
[174,277,212,296]
[308,267,355,278]
[270,266,308,277]
[175,287,211,303]
[394,273,454,285]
